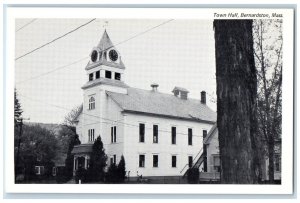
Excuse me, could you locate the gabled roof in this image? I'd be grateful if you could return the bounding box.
[172,86,189,93]
[97,30,114,51]
[106,87,216,123]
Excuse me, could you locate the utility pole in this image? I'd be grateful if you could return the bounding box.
[15,117,30,182]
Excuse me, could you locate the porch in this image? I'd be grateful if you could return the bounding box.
[71,144,93,175]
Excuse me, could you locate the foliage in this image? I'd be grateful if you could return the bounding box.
[187,168,199,184]
[17,124,59,180]
[59,105,82,181]
[105,164,119,183]
[14,88,23,175]
[64,133,81,180]
[105,155,126,183]
[75,167,87,183]
[14,88,23,125]
[86,136,107,182]
[117,155,126,182]
[253,19,282,182]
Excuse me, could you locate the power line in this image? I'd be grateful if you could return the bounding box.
[16,19,37,32]
[15,19,174,84]
[15,18,96,61]
[106,19,174,51]
[15,56,89,85]
[18,93,210,137]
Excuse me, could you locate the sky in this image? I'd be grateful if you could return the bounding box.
[15,18,216,124]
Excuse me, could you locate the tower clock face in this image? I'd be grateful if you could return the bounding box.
[91,50,98,62]
[109,49,118,62]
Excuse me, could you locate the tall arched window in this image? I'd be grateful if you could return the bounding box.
[89,96,95,110]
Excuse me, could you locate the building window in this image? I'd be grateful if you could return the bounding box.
[171,127,176,144]
[115,72,121,80]
[139,155,145,167]
[88,129,95,142]
[139,123,145,143]
[89,96,95,110]
[172,156,177,168]
[89,73,93,81]
[111,127,113,143]
[113,155,116,165]
[87,158,90,168]
[52,167,57,176]
[213,155,221,172]
[35,166,44,175]
[188,156,193,168]
[96,71,100,79]
[153,125,158,143]
[188,128,193,145]
[153,155,158,168]
[111,126,117,143]
[203,130,207,139]
[274,154,281,172]
[105,70,112,79]
[114,126,117,142]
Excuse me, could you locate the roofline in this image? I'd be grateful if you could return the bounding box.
[122,110,216,124]
[82,78,129,90]
[203,123,218,145]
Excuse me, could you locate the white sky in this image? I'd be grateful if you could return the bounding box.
[15,18,216,124]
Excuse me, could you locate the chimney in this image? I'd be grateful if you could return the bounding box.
[151,83,159,92]
[201,91,206,104]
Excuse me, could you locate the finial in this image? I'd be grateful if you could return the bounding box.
[103,21,109,30]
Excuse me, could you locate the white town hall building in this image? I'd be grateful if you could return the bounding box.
[71,30,217,178]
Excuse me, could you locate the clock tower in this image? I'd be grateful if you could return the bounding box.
[83,30,127,89]
[79,30,128,145]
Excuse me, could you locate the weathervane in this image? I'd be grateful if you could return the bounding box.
[103,20,109,29]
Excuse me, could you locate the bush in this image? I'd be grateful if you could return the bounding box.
[75,167,87,183]
[105,164,119,183]
[187,168,199,184]
[105,156,126,183]
[55,167,69,183]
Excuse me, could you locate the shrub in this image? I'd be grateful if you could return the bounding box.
[75,167,87,183]
[105,156,126,183]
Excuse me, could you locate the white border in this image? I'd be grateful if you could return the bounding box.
[4,7,294,194]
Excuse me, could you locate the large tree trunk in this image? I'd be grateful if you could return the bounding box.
[214,20,260,184]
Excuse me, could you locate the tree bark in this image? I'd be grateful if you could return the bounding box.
[214,20,259,184]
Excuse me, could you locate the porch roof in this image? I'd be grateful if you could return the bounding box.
[71,144,93,154]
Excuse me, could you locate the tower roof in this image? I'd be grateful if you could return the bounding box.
[85,30,125,70]
[97,30,115,51]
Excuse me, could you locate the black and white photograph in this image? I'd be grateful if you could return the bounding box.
[3,6,294,195]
